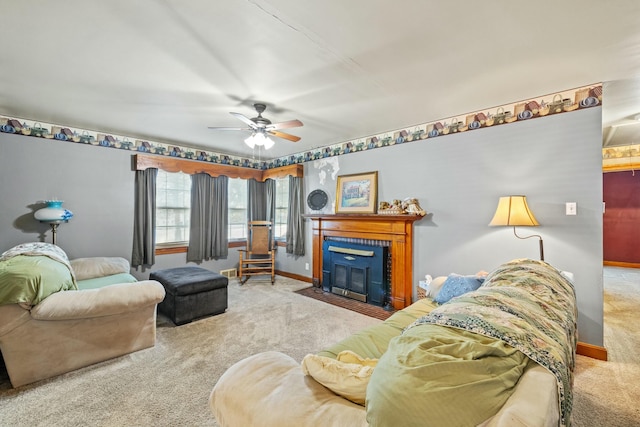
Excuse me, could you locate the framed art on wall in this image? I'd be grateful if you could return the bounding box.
[335,171,378,214]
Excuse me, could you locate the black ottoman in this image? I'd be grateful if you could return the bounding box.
[150,267,228,325]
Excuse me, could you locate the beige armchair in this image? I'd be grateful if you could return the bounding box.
[0,256,165,388]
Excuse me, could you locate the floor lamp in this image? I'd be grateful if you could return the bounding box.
[489,195,544,261]
[34,200,74,245]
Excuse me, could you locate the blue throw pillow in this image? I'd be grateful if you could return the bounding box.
[433,274,484,304]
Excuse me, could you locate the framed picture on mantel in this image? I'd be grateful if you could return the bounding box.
[335,171,378,214]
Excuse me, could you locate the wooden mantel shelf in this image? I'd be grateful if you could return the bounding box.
[304,214,423,310]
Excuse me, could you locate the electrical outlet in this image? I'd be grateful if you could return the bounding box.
[305,262,310,270]
[566,202,577,215]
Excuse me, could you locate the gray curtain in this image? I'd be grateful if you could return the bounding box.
[187,173,229,262]
[132,168,158,267]
[265,179,276,223]
[286,176,305,256]
[248,179,275,221]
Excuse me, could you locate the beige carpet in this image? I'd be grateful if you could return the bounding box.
[571,267,640,427]
[0,277,379,426]
[1,269,638,426]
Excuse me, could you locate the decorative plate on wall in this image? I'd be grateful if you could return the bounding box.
[307,189,329,210]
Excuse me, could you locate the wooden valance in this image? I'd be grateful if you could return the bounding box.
[134,153,303,181]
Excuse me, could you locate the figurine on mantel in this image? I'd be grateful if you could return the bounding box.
[378,200,405,215]
[379,198,426,215]
[402,197,427,216]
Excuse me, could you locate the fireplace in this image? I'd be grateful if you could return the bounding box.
[305,214,423,310]
[321,240,389,307]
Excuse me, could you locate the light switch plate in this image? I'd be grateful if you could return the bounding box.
[566,202,577,215]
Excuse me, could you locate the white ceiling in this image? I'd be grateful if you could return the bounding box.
[2,0,640,159]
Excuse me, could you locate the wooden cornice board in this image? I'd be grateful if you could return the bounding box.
[134,153,303,181]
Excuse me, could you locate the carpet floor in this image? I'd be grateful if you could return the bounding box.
[0,276,380,426]
[570,266,640,427]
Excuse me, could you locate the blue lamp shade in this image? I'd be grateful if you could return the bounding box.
[34,200,73,223]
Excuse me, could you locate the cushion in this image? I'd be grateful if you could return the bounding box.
[150,267,228,295]
[425,276,447,298]
[301,351,378,405]
[316,297,438,361]
[0,255,76,307]
[70,257,130,281]
[336,350,378,367]
[31,281,166,320]
[433,274,484,304]
[77,272,138,290]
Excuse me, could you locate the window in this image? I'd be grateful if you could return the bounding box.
[228,178,248,240]
[155,170,191,245]
[154,171,287,246]
[274,177,289,239]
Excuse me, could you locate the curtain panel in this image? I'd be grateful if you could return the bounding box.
[187,173,229,262]
[132,168,158,267]
[247,178,275,222]
[265,179,276,223]
[286,176,305,256]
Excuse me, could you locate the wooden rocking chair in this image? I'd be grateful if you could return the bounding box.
[238,221,276,285]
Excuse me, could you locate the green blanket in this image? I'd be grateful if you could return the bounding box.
[0,255,77,307]
[0,242,78,307]
[366,324,529,427]
[317,297,438,360]
[366,259,577,427]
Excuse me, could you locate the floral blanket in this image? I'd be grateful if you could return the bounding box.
[406,258,577,427]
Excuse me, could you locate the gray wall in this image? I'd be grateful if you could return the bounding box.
[0,134,240,281]
[0,106,604,345]
[302,107,604,345]
[0,135,135,259]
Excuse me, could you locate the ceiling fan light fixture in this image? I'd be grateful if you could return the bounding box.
[244,131,275,150]
[253,132,269,146]
[263,135,275,149]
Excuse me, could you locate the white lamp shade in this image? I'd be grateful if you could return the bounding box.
[244,132,274,149]
[244,135,256,148]
[34,200,73,223]
[489,196,539,227]
[263,136,275,149]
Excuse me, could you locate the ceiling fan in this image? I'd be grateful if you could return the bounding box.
[208,103,303,149]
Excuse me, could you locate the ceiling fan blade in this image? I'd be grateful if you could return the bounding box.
[268,130,301,142]
[266,119,303,131]
[207,126,251,131]
[230,112,258,128]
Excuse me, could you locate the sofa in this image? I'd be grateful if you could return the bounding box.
[0,242,166,387]
[209,259,577,427]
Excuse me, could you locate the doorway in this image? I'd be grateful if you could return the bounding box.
[603,170,640,267]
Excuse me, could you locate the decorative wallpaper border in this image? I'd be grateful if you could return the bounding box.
[1,84,602,168]
[603,144,640,171]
